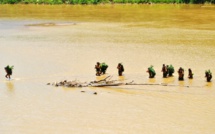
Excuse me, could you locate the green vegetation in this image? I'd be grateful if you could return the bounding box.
[0,0,214,4]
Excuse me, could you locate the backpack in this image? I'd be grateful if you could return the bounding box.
[121,65,124,72]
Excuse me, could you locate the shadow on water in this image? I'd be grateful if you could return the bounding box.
[162,76,175,84]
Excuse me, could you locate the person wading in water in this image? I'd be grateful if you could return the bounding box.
[167,64,174,77]
[161,64,168,78]
[95,62,101,76]
[117,63,124,76]
[100,62,108,75]
[147,65,156,78]
[5,65,14,80]
[178,67,184,81]
[205,70,212,82]
[188,68,193,79]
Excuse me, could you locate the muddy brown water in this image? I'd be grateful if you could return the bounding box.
[0,4,215,134]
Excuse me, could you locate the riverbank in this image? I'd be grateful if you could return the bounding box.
[0,0,214,5]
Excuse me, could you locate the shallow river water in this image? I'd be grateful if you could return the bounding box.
[0,4,215,134]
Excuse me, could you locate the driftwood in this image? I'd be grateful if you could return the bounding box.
[89,76,123,87]
[47,76,122,88]
[126,83,160,86]
[47,76,197,88]
[89,76,112,84]
[161,83,204,88]
[90,82,124,87]
[49,80,89,88]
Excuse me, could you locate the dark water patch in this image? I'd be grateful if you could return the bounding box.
[25,22,77,27]
[0,19,77,30]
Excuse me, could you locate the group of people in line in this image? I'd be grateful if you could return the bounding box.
[160,64,193,81]
[2,63,213,82]
[146,64,212,82]
[95,62,213,82]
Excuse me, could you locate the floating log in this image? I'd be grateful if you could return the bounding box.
[90,83,124,87]
[90,76,111,83]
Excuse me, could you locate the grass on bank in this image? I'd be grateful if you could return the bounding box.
[0,0,214,5]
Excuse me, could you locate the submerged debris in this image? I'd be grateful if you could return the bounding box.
[47,75,197,88]
[48,76,124,88]
[50,80,89,88]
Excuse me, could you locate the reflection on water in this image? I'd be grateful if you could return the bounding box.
[118,75,125,81]
[188,79,193,86]
[162,77,175,84]
[5,81,14,92]
[205,82,213,88]
[148,78,156,84]
[178,80,185,86]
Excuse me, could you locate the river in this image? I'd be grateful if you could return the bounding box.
[0,4,215,134]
